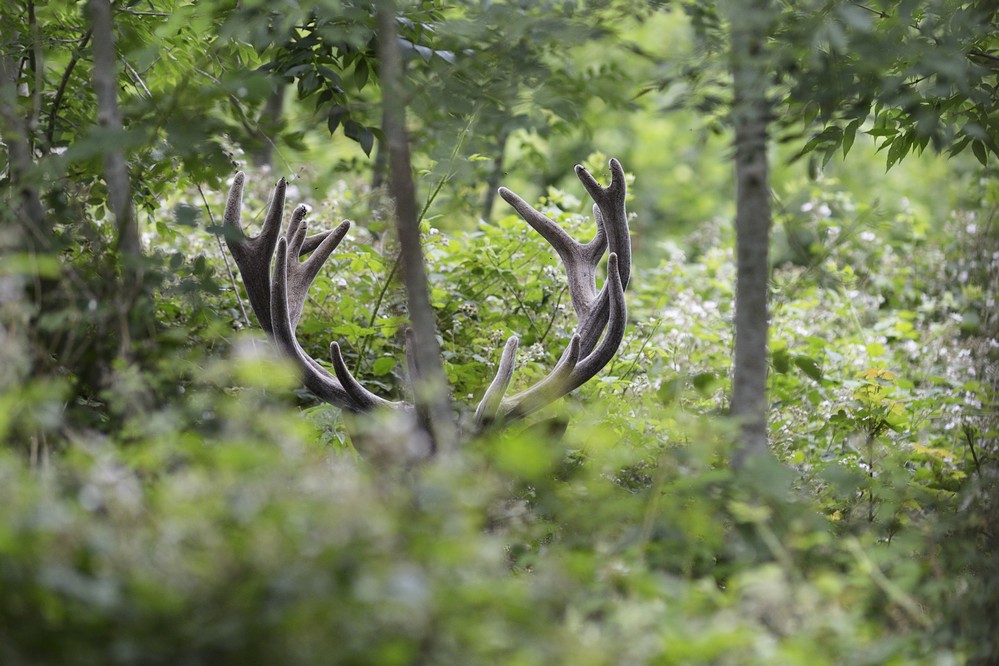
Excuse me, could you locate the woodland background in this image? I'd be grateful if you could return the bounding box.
[1,0,997,663]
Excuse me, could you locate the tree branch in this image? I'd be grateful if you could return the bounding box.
[45,29,92,147]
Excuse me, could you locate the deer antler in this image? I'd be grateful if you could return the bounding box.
[221,159,631,427]
[223,174,394,412]
[477,158,631,422]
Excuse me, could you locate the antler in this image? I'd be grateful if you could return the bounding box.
[473,158,631,423]
[221,159,630,427]
[223,173,399,413]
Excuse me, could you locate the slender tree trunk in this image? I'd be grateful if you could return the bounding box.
[376,1,456,453]
[726,0,773,467]
[481,128,509,222]
[89,0,139,258]
[0,53,49,250]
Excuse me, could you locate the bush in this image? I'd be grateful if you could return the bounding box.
[1,169,995,663]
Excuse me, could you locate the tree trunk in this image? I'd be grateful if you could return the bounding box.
[376,1,456,453]
[89,0,139,258]
[0,53,49,250]
[726,0,773,467]
[481,128,509,222]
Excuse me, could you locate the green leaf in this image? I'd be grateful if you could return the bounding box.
[972,140,988,166]
[327,105,347,135]
[773,347,791,374]
[657,377,683,405]
[359,126,374,156]
[842,119,859,157]
[794,355,823,382]
[353,59,369,89]
[372,357,395,376]
[343,119,374,156]
[885,137,906,170]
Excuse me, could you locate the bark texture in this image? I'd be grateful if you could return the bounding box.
[89,0,139,257]
[727,1,773,466]
[376,1,457,453]
[0,52,49,249]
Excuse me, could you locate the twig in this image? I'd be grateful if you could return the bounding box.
[417,110,476,223]
[963,423,982,477]
[850,2,889,19]
[46,29,92,147]
[121,9,169,16]
[616,317,663,386]
[968,49,999,70]
[969,49,999,63]
[123,59,152,98]
[845,537,931,628]
[193,66,292,173]
[537,285,567,344]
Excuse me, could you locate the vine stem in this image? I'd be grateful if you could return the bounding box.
[199,184,252,330]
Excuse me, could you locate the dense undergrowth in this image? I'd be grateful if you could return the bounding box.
[0,165,996,664]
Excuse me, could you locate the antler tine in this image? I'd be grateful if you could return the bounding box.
[575,158,630,288]
[498,334,582,419]
[574,159,631,356]
[330,342,399,410]
[284,211,350,331]
[563,252,627,391]
[474,335,520,425]
[270,238,362,410]
[497,187,604,322]
[224,173,286,333]
[223,173,340,333]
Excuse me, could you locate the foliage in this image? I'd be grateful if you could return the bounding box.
[1,0,998,663]
[656,0,999,170]
[4,157,997,661]
[777,0,999,169]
